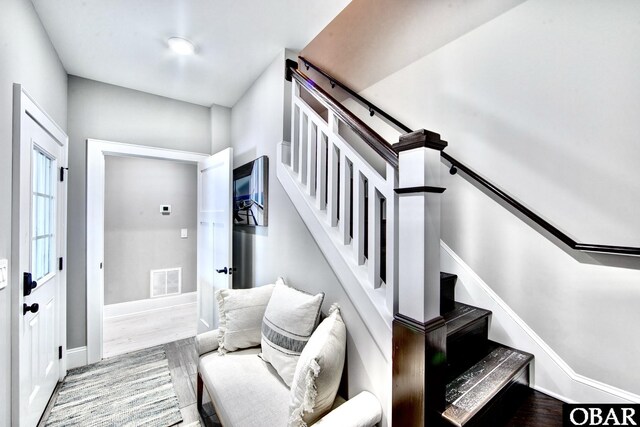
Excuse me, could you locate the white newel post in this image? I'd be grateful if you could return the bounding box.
[395,129,447,322]
[392,129,448,426]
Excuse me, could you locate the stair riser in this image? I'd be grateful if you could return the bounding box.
[441,274,458,314]
[447,317,490,380]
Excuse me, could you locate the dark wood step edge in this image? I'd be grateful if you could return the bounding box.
[443,351,534,426]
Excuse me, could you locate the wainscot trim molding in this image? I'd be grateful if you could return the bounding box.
[441,241,640,404]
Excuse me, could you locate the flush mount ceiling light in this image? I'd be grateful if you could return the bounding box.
[167,37,195,55]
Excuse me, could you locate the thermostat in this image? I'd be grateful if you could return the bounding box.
[160,205,171,215]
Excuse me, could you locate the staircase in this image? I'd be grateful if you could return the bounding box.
[280,59,536,426]
[278,63,398,361]
[440,274,533,427]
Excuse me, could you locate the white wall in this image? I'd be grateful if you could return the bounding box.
[0,0,68,424]
[230,50,391,425]
[104,156,197,305]
[66,76,224,348]
[210,103,231,154]
[353,0,640,396]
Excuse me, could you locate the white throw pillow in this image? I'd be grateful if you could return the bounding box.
[216,280,279,354]
[288,304,346,427]
[260,282,324,386]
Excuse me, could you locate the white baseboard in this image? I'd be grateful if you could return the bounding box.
[104,292,197,319]
[441,241,640,404]
[67,346,87,369]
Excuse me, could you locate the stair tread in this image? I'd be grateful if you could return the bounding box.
[443,346,533,427]
[443,302,491,336]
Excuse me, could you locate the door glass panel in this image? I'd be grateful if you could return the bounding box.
[32,148,55,281]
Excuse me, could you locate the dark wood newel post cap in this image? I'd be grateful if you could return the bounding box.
[285,58,298,82]
[395,129,448,153]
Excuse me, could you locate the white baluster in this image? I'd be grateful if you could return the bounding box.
[307,122,317,196]
[328,110,338,134]
[292,105,299,172]
[338,154,352,245]
[298,113,307,184]
[368,186,382,289]
[316,132,327,211]
[326,141,339,227]
[326,112,340,226]
[290,82,300,169]
[352,170,366,265]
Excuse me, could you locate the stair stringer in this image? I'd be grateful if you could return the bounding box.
[441,240,640,404]
[277,140,393,363]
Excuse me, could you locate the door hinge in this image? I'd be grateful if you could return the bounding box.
[59,257,63,271]
[58,346,62,360]
[59,166,68,182]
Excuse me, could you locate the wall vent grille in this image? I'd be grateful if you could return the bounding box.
[150,267,182,298]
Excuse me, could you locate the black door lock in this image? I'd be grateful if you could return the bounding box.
[23,273,37,296]
[23,303,39,315]
[215,267,237,275]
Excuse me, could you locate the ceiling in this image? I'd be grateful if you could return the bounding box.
[31,0,350,107]
[302,0,525,93]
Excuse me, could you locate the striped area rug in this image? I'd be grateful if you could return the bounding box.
[45,346,183,426]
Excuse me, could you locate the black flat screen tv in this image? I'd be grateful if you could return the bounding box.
[233,156,268,226]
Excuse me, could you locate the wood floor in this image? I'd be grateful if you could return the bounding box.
[500,388,564,427]
[165,337,221,426]
[103,303,197,358]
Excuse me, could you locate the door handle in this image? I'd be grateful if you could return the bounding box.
[23,272,37,296]
[215,267,228,274]
[23,303,39,315]
[229,267,237,275]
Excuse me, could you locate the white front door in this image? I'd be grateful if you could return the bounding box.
[12,86,68,427]
[197,148,233,333]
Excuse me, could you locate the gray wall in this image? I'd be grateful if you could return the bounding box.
[104,156,197,305]
[0,0,68,424]
[230,50,391,425]
[307,0,640,395]
[67,76,222,348]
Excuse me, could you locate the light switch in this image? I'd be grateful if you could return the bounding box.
[181,228,188,238]
[0,259,8,290]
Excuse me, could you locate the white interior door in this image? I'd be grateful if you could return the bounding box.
[197,147,233,334]
[12,86,68,427]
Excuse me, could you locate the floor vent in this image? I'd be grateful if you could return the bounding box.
[150,267,182,298]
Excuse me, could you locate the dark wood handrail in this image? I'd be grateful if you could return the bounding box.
[289,66,399,169]
[288,57,640,257]
[441,153,640,256]
[299,56,413,134]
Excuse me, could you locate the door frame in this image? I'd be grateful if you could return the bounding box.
[86,139,209,364]
[11,84,68,425]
